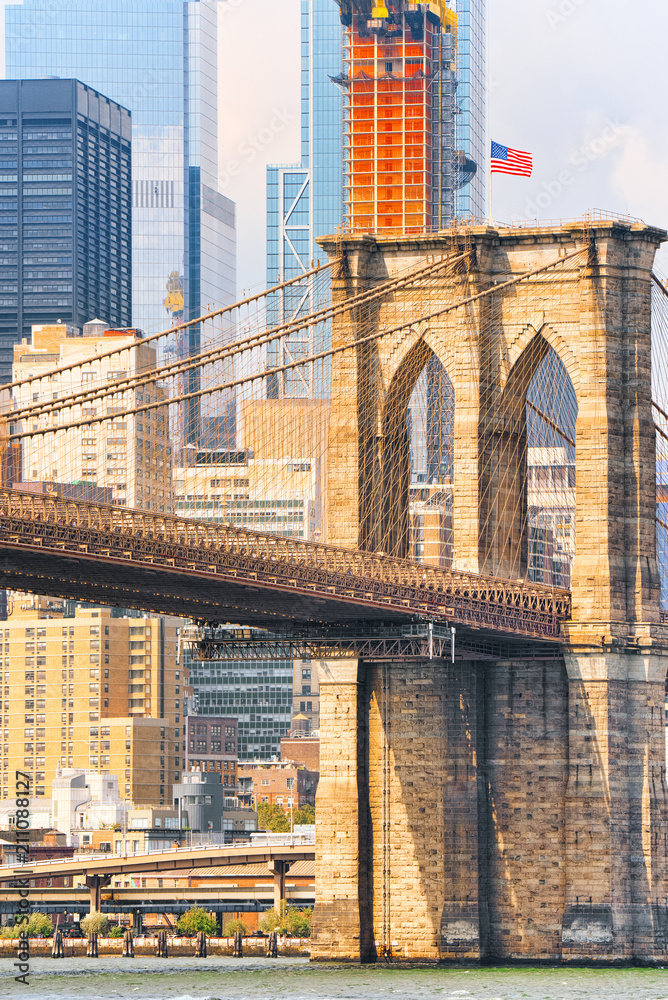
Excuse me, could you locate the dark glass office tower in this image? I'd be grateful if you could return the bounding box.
[6,1,236,338]
[0,78,131,380]
[6,1,236,449]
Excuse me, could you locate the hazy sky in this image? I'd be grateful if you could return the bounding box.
[221,0,668,286]
[3,0,668,290]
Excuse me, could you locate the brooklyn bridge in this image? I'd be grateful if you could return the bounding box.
[3,216,668,963]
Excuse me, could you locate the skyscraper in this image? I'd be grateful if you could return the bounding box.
[266,0,343,290]
[454,0,486,219]
[264,1,486,394]
[5,1,236,344]
[0,78,131,380]
[264,1,342,400]
[337,0,486,232]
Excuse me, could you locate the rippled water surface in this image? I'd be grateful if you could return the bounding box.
[1,957,668,1000]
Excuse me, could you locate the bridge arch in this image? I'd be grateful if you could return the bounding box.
[378,335,455,562]
[479,329,578,582]
[505,322,580,397]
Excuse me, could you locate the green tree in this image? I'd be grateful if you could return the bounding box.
[259,905,312,938]
[257,802,290,832]
[108,924,125,938]
[0,912,54,938]
[284,906,312,938]
[222,917,248,937]
[177,906,217,937]
[28,912,54,938]
[293,804,315,825]
[80,912,109,937]
[259,907,281,933]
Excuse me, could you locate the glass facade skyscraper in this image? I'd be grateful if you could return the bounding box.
[6,0,236,349]
[0,78,131,380]
[266,0,486,291]
[185,650,293,760]
[266,0,342,289]
[264,1,342,398]
[455,0,486,219]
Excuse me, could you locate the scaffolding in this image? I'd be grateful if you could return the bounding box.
[335,0,460,233]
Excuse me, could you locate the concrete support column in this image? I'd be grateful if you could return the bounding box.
[366,660,449,961]
[365,659,484,962]
[562,648,668,962]
[268,860,291,912]
[85,874,111,913]
[311,658,372,961]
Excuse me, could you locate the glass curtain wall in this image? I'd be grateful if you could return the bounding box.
[6,1,236,353]
[455,0,486,219]
[185,649,293,760]
[0,78,132,377]
[265,0,342,400]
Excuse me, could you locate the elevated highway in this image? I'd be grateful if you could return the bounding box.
[0,883,315,917]
[0,842,316,911]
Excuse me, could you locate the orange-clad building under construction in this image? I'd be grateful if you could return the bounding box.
[334,1,473,233]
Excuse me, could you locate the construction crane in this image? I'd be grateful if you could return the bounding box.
[334,1,452,32]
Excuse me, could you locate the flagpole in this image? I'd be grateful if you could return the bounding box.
[488,141,493,225]
[488,166,493,225]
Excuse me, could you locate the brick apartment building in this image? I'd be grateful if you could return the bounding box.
[237,760,318,814]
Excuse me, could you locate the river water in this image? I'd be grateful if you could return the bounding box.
[1,957,668,1000]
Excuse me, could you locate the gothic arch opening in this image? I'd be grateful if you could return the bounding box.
[379,342,454,565]
[526,348,578,589]
[480,334,578,582]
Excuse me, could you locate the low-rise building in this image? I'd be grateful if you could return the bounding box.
[237,760,318,814]
[172,769,257,842]
[52,767,123,833]
[280,733,320,772]
[0,830,75,887]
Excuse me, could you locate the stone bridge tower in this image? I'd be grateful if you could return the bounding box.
[311,220,668,964]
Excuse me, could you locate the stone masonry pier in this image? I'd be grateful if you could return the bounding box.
[311,221,668,963]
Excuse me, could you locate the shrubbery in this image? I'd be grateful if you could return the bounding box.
[259,905,312,938]
[222,917,248,937]
[176,906,218,937]
[80,913,109,937]
[0,912,53,938]
[108,924,125,938]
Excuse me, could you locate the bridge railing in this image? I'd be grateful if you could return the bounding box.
[0,488,572,620]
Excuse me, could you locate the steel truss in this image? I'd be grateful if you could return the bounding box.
[0,490,571,640]
[185,622,565,664]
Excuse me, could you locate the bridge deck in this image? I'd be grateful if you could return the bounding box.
[0,490,570,640]
[0,843,316,883]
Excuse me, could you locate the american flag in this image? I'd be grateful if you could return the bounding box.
[491,141,532,177]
